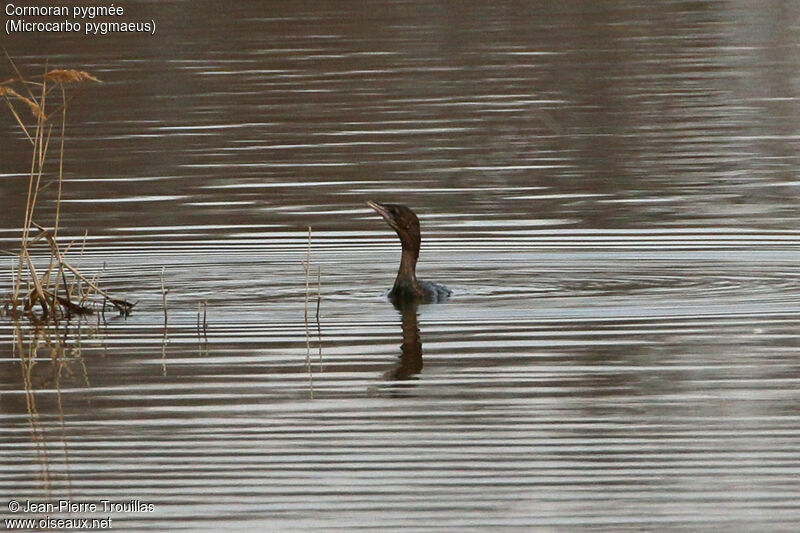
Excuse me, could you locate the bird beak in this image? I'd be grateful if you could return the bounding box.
[366,200,392,223]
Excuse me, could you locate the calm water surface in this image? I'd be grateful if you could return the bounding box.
[3,1,800,531]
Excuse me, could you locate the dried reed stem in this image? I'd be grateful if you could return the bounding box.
[0,88,33,142]
[315,266,321,322]
[160,267,168,327]
[33,224,70,314]
[54,85,66,238]
[316,265,323,366]
[23,250,48,315]
[303,226,314,398]
[67,230,88,300]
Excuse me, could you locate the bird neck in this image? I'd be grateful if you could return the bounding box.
[393,229,420,292]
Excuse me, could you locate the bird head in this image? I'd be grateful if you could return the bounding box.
[366,200,421,253]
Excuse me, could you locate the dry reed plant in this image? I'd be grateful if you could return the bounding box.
[160,266,168,326]
[302,227,325,393]
[1,54,135,320]
[302,226,314,398]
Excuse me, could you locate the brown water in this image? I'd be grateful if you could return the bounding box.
[3,1,800,531]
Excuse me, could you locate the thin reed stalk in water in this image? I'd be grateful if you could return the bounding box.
[160,267,168,328]
[303,226,314,398]
[196,300,208,342]
[161,282,169,376]
[66,230,88,300]
[316,265,323,367]
[54,85,66,238]
[316,266,321,322]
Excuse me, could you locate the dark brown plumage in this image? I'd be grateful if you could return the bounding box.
[367,201,451,304]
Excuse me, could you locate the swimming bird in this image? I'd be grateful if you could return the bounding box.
[366,201,451,304]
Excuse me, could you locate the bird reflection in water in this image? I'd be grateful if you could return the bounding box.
[384,300,423,382]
